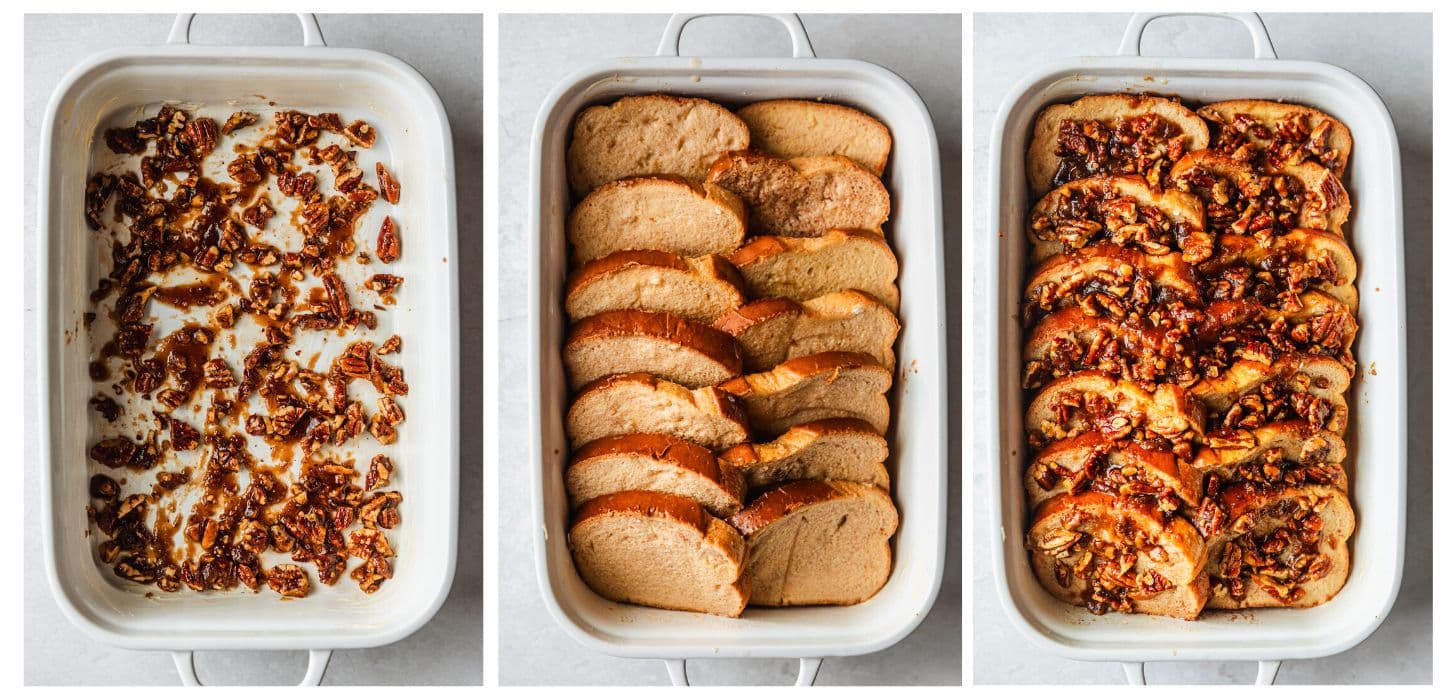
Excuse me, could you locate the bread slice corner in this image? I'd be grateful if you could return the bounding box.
[737,99,892,176]
[564,309,743,390]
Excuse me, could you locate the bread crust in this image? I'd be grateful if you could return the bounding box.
[737,99,892,176]
[568,433,745,516]
[715,290,900,371]
[564,309,743,389]
[728,229,900,310]
[1027,94,1209,196]
[719,351,894,436]
[1024,433,1201,510]
[565,250,746,323]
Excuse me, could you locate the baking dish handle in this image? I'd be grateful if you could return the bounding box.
[656,13,816,59]
[167,13,327,48]
[663,657,824,685]
[1117,12,1277,60]
[171,649,333,686]
[1121,660,1281,685]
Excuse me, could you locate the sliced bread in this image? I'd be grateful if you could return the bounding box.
[1199,100,1353,179]
[728,229,900,310]
[719,351,893,436]
[567,434,745,517]
[567,94,750,195]
[1027,94,1210,195]
[715,290,900,372]
[706,151,890,237]
[569,490,748,617]
[564,309,743,390]
[1204,482,1354,609]
[737,100,892,176]
[1025,371,1205,456]
[565,250,745,324]
[728,479,898,606]
[719,418,890,491]
[1191,354,1352,435]
[567,176,747,265]
[566,373,749,450]
[1024,432,1201,511]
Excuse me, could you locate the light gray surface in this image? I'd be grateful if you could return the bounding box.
[497,13,962,686]
[22,13,483,685]
[971,12,1431,684]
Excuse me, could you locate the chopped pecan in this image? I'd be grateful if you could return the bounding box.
[376,217,401,263]
[376,163,400,204]
[266,564,311,598]
[343,120,377,148]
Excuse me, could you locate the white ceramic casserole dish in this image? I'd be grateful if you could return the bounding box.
[37,14,459,685]
[982,12,1407,685]
[527,13,947,686]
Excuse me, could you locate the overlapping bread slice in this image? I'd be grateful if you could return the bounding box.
[1200,229,1358,310]
[1202,481,1354,609]
[564,309,743,390]
[720,351,892,436]
[566,250,745,324]
[719,418,890,491]
[1198,291,1359,373]
[569,490,748,617]
[566,373,748,450]
[567,94,750,195]
[728,479,898,606]
[1169,149,1349,236]
[1024,371,1205,456]
[1024,433,1201,513]
[1027,491,1208,619]
[1199,100,1353,179]
[567,176,747,265]
[1022,307,1201,389]
[715,290,900,371]
[1022,242,1201,327]
[728,229,900,310]
[1026,94,1210,196]
[737,100,893,176]
[706,151,890,237]
[1192,422,1349,496]
[1027,175,1208,264]
[567,434,746,517]
[1191,354,1352,434]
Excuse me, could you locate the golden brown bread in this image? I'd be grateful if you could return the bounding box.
[1024,432,1201,511]
[715,290,899,372]
[718,418,890,491]
[564,309,743,390]
[719,351,892,436]
[1024,371,1205,456]
[728,229,900,310]
[567,176,747,265]
[1027,175,1208,264]
[1027,94,1210,196]
[566,373,749,450]
[567,433,746,517]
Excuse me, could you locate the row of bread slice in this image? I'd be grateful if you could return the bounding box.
[1024,422,1354,618]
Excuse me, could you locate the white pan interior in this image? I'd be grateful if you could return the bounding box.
[988,57,1407,661]
[530,58,948,659]
[42,48,458,650]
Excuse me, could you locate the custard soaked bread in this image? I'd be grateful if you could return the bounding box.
[567,94,750,195]
[1169,150,1349,237]
[1202,482,1354,609]
[729,229,900,310]
[564,309,742,390]
[1024,433,1201,511]
[737,100,893,176]
[1027,94,1210,195]
[1027,175,1208,264]
[567,176,746,265]
[715,290,900,372]
[565,250,745,324]
[720,352,893,436]
[707,152,890,237]
[729,480,898,606]
[569,491,749,617]
[719,418,890,491]
[566,373,749,451]
[1199,100,1352,179]
[567,434,746,517]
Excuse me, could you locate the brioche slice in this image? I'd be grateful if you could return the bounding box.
[1191,354,1351,434]
[567,95,750,195]
[1199,100,1353,179]
[566,373,748,450]
[569,491,748,617]
[1027,175,1208,263]
[1200,291,1358,372]
[1204,482,1354,609]
[737,100,892,176]
[1022,307,1200,389]
[729,229,900,311]
[1193,422,1348,495]
[720,352,892,436]
[1024,433,1201,511]
[1022,243,1200,326]
[728,480,898,606]
[716,290,899,372]
[1169,150,1349,236]
[1027,94,1210,196]
[567,176,747,265]
[566,250,745,324]
[1025,371,1205,456]
[1201,230,1358,310]
[706,152,890,237]
[564,309,742,390]
[567,434,745,517]
[1027,491,1208,619]
[719,418,890,491]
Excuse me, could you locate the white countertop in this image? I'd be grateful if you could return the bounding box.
[971,12,1432,684]
[22,13,484,685]
[496,13,963,686]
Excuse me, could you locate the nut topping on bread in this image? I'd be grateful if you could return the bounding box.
[1199,100,1352,179]
[1027,95,1210,196]
[1027,175,1209,263]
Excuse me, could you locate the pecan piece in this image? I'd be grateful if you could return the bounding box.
[376,216,401,263]
[266,564,311,598]
[343,119,377,148]
[376,162,401,204]
[366,454,394,490]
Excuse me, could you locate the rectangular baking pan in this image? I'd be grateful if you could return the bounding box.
[981,12,1407,684]
[527,13,947,685]
[36,13,459,685]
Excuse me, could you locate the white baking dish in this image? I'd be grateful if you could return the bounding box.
[36,14,459,685]
[982,12,1407,684]
[527,13,947,686]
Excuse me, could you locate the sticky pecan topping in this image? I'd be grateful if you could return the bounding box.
[1031,185,1210,262]
[1208,111,1345,174]
[1053,114,1187,190]
[1209,494,1334,604]
[1031,511,1175,616]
